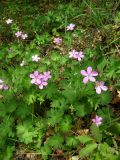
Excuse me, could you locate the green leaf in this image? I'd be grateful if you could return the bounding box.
[98,92,112,105]
[97,107,113,124]
[60,115,73,132]
[76,135,93,144]
[98,143,119,160]
[25,93,36,105]
[74,104,86,117]
[62,87,77,102]
[47,109,64,126]
[90,124,102,142]
[51,99,61,108]
[51,98,67,110]
[66,136,78,148]
[0,49,5,60]
[2,99,17,114]
[16,122,37,144]
[40,144,52,160]
[109,123,120,136]
[97,59,107,72]
[79,143,97,158]
[1,146,15,160]
[15,103,30,118]
[114,12,120,23]
[47,134,64,149]
[43,83,58,99]
[51,51,61,61]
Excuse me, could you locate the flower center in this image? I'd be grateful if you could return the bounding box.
[96,82,101,87]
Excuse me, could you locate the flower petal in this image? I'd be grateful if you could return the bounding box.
[78,57,82,61]
[92,119,96,123]
[30,74,35,78]
[39,85,44,89]
[83,77,89,83]
[101,85,108,91]
[101,81,104,85]
[34,71,39,76]
[87,66,92,74]
[89,76,96,82]
[98,117,103,121]
[31,79,36,84]
[42,82,48,86]
[95,86,101,94]
[80,70,88,76]
[91,71,98,76]
[36,79,41,84]
[96,121,102,126]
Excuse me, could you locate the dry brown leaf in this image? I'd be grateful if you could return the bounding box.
[117,90,120,97]
[77,129,89,135]
[112,90,120,104]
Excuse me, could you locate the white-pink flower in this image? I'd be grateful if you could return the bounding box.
[95,81,108,94]
[92,115,102,127]
[69,49,78,58]
[6,19,13,24]
[80,66,98,83]
[21,34,28,40]
[69,50,84,61]
[15,31,22,37]
[43,71,52,81]
[30,71,40,85]
[53,37,62,45]
[66,23,75,31]
[32,55,40,62]
[4,85,9,90]
[76,51,84,61]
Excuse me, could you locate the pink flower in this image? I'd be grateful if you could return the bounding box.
[95,81,108,94]
[66,23,75,31]
[92,115,102,127]
[32,55,40,62]
[53,37,62,45]
[30,71,39,85]
[21,34,28,40]
[30,72,48,89]
[15,31,22,37]
[80,66,98,83]
[4,85,9,90]
[6,19,13,24]
[30,71,51,90]
[43,71,52,81]
[69,50,84,61]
